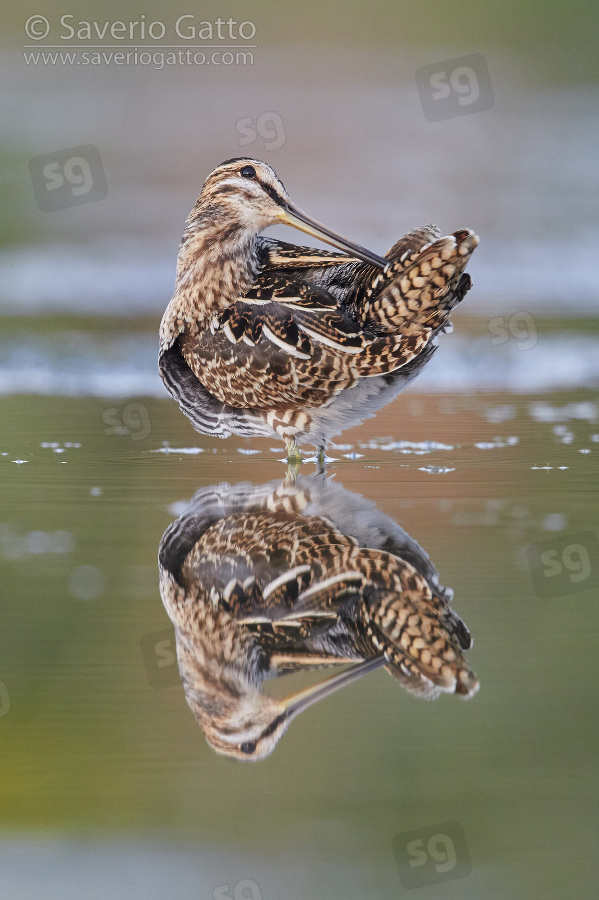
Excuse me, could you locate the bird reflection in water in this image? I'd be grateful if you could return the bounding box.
[158,475,478,761]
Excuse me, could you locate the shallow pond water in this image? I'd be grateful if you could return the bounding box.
[2,388,597,899]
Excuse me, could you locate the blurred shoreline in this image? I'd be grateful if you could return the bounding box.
[0,323,598,397]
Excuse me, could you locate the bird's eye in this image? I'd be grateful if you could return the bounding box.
[240,740,257,755]
[240,165,256,179]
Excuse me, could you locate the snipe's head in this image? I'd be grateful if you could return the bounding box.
[193,158,291,234]
[183,157,387,268]
[189,690,292,762]
[181,643,385,761]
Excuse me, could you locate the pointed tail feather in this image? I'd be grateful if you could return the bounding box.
[359,228,479,335]
[361,588,479,699]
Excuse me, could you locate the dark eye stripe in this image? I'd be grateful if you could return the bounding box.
[260,713,286,739]
[259,181,286,206]
[222,164,286,206]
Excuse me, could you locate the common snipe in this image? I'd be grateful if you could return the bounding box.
[159,158,478,454]
[159,475,478,760]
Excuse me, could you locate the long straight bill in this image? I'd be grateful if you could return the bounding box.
[283,655,386,723]
[279,203,389,270]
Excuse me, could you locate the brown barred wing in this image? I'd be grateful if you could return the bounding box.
[275,540,478,699]
[181,509,358,619]
[179,274,371,409]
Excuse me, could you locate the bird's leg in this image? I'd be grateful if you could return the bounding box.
[285,439,302,480]
[284,463,298,485]
[285,438,301,461]
[316,444,327,475]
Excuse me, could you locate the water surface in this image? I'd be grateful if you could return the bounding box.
[2,389,597,899]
